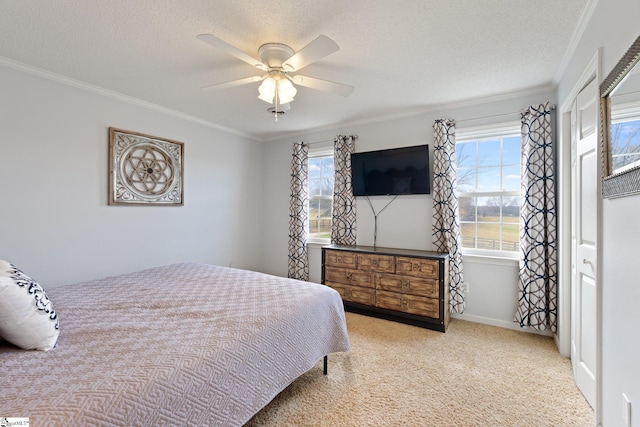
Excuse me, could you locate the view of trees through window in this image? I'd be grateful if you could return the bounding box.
[456,133,521,252]
[308,155,334,240]
[610,117,640,172]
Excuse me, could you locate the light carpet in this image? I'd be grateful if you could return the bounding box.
[246,312,593,427]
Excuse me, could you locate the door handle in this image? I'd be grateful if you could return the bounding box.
[582,259,594,268]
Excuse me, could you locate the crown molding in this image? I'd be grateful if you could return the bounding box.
[0,56,260,141]
[0,53,560,145]
[263,83,556,143]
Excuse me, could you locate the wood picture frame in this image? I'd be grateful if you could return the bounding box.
[108,128,184,206]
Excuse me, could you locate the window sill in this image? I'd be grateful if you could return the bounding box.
[462,252,519,267]
[307,241,330,249]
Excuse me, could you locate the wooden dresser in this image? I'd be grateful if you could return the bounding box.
[322,245,450,332]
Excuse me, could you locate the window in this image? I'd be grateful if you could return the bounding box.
[308,150,334,243]
[610,103,640,173]
[455,124,521,255]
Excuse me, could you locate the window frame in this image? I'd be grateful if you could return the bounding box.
[455,122,522,259]
[307,147,334,245]
[609,100,640,174]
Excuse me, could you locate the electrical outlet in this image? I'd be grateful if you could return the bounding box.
[464,282,470,294]
[622,393,631,427]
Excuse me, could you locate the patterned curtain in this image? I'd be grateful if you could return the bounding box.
[287,142,309,281]
[331,135,357,246]
[515,102,557,332]
[432,119,465,314]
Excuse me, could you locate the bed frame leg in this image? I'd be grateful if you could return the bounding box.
[323,355,328,375]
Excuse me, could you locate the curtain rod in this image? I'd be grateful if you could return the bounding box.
[454,104,556,125]
[300,135,358,146]
[301,139,332,146]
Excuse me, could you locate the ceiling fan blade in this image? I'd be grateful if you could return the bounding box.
[197,34,268,71]
[201,75,265,91]
[283,35,340,72]
[290,75,354,97]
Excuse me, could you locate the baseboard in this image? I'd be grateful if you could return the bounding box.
[451,313,553,337]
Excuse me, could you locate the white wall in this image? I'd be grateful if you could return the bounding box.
[0,63,264,287]
[262,88,556,329]
[556,1,640,425]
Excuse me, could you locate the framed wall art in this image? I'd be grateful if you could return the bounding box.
[108,128,184,206]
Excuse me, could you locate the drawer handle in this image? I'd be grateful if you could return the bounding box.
[401,298,409,309]
[345,272,353,280]
[412,264,419,271]
[372,260,378,266]
[402,281,410,290]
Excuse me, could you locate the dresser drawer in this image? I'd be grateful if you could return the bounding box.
[395,257,439,279]
[375,290,439,318]
[325,250,358,269]
[377,273,439,298]
[328,283,375,306]
[357,253,395,273]
[325,266,375,288]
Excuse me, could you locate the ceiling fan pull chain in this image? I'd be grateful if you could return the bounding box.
[274,79,279,122]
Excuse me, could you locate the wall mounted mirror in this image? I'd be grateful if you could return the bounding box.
[601,35,640,198]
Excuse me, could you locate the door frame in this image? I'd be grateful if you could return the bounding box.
[558,49,602,423]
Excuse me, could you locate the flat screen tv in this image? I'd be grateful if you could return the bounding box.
[351,145,430,196]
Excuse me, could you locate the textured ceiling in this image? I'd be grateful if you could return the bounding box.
[0,0,589,140]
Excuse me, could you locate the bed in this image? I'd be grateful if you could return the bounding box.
[0,262,350,426]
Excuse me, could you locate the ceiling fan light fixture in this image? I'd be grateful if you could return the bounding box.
[278,78,297,104]
[257,75,297,105]
[258,77,276,103]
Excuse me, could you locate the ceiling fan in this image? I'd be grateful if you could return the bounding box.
[197,34,354,119]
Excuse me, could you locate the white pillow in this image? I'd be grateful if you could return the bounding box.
[0,260,59,351]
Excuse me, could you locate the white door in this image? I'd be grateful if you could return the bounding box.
[571,78,598,408]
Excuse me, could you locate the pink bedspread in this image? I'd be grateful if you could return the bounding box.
[0,263,350,426]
